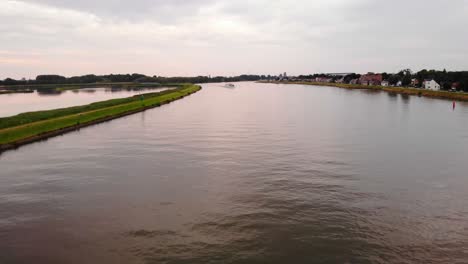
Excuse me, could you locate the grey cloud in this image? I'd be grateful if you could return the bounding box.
[19,0,217,22]
[1,0,467,78]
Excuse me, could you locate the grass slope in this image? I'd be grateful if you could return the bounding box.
[0,87,184,130]
[0,84,200,147]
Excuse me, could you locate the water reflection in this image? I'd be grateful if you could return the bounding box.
[401,93,410,103]
[360,89,382,95]
[37,89,62,96]
[387,92,398,100]
[79,89,97,93]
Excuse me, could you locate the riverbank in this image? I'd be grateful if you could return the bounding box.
[0,84,201,153]
[0,89,34,95]
[260,81,468,101]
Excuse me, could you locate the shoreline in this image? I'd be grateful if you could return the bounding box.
[0,85,201,154]
[260,81,468,101]
[0,89,34,95]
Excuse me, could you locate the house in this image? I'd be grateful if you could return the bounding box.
[359,73,382,86]
[381,80,390,87]
[335,77,345,83]
[277,73,289,81]
[411,78,420,87]
[423,79,440,91]
[396,81,402,87]
[350,79,359,85]
[315,77,332,83]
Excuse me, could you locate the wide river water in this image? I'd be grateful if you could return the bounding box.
[1,82,468,263]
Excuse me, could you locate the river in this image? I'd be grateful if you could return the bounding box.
[1,82,468,263]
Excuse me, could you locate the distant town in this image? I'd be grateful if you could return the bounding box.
[266,69,468,92]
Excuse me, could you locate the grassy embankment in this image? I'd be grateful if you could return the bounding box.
[262,81,468,101]
[0,84,201,152]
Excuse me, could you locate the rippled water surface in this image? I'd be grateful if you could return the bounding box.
[1,82,468,263]
[0,87,170,117]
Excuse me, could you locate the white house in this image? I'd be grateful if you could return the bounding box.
[315,77,332,83]
[381,80,389,87]
[423,79,440,91]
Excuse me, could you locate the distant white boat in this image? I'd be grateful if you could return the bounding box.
[224,83,235,88]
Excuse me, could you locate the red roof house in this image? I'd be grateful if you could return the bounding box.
[359,73,383,86]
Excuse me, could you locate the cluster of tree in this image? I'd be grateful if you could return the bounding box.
[0,74,263,86]
[1,78,29,86]
[381,69,413,86]
[414,69,468,91]
[150,74,262,84]
[382,69,468,91]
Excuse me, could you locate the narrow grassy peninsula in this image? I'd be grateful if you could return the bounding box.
[0,84,201,152]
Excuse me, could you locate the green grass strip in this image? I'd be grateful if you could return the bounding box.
[0,84,201,145]
[0,86,192,129]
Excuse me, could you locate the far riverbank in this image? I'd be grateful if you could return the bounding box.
[0,89,34,95]
[260,81,468,101]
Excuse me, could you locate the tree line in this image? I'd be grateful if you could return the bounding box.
[0,74,263,87]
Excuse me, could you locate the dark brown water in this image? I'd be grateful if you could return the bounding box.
[0,87,170,118]
[1,82,468,263]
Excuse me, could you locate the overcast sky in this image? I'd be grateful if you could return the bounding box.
[1,0,467,78]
